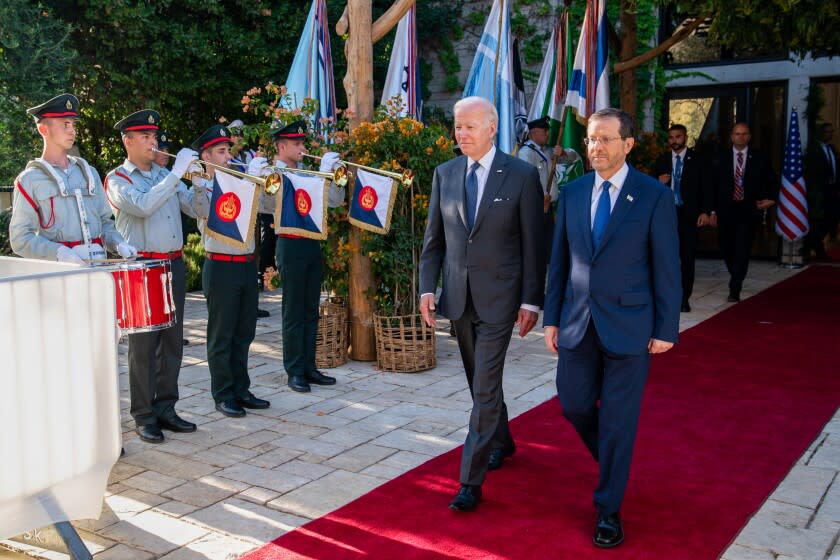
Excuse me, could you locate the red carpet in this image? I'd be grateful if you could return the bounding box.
[244,266,840,559]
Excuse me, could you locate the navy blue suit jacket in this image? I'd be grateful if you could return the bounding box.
[543,165,681,355]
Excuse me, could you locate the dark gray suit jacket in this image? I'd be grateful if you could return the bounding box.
[419,150,545,324]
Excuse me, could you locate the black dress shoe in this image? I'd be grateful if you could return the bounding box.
[306,370,336,385]
[257,308,270,318]
[681,302,691,312]
[135,424,164,443]
[727,291,740,303]
[288,375,311,393]
[593,512,624,548]
[215,400,246,418]
[236,393,271,409]
[183,339,190,346]
[488,446,515,470]
[449,485,482,512]
[158,414,197,433]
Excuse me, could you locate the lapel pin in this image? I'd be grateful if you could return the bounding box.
[495,169,503,173]
[626,194,634,202]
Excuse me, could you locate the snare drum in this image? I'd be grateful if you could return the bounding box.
[99,259,177,334]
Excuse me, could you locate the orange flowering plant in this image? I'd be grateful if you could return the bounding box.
[346,96,456,316]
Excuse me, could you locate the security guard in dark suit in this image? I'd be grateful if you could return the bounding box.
[653,124,714,312]
[192,124,271,417]
[247,121,339,392]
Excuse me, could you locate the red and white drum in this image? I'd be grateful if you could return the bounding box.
[99,259,177,334]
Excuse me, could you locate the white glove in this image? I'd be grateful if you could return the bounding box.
[56,246,85,265]
[319,152,341,173]
[328,184,346,208]
[117,242,138,258]
[247,156,269,177]
[172,148,199,179]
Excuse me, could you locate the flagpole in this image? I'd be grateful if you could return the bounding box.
[546,12,569,190]
[492,0,504,107]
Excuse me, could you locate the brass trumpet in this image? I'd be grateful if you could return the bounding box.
[153,149,284,195]
[304,154,415,186]
[261,165,348,188]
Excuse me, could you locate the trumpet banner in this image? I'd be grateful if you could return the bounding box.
[206,172,260,250]
[348,168,398,235]
[276,173,330,240]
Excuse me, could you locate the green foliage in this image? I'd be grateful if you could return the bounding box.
[669,0,840,58]
[0,207,12,256]
[438,38,463,92]
[183,232,205,293]
[415,2,464,95]
[522,31,551,65]
[0,0,76,184]
[627,132,666,175]
[347,103,456,316]
[40,0,313,175]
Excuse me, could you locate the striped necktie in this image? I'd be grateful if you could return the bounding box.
[733,151,745,201]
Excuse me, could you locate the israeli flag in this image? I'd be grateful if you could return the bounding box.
[348,168,398,235]
[462,0,517,154]
[565,0,610,120]
[276,173,329,240]
[380,5,422,119]
[206,172,260,250]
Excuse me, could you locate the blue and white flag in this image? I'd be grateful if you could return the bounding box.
[206,172,260,250]
[285,0,336,131]
[348,168,398,235]
[775,108,809,241]
[276,173,329,240]
[381,5,422,120]
[565,0,610,120]
[462,0,517,154]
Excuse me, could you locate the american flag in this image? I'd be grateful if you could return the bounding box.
[775,108,809,241]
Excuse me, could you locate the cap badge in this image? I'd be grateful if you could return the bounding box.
[161,134,167,142]
[297,127,304,134]
[147,114,155,124]
[65,99,73,110]
[220,129,226,136]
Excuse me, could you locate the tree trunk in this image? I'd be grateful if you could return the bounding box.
[344,0,377,361]
[618,1,638,119]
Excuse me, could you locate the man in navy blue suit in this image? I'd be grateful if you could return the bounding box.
[543,108,680,548]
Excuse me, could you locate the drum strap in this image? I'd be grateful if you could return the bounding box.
[72,189,94,248]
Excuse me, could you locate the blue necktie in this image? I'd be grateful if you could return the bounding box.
[465,162,480,230]
[673,155,684,206]
[592,180,611,250]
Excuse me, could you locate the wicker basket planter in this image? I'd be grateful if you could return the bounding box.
[373,313,436,373]
[315,299,349,369]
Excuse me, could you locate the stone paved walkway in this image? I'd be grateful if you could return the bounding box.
[2,260,838,559]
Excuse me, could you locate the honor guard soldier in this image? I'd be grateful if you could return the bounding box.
[247,121,341,393]
[105,109,207,443]
[517,116,581,256]
[10,93,135,263]
[192,124,271,417]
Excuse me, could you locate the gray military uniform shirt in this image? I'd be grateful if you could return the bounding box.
[9,157,124,260]
[105,160,209,253]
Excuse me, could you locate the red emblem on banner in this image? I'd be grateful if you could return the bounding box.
[358,186,377,211]
[295,189,312,216]
[215,192,241,222]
